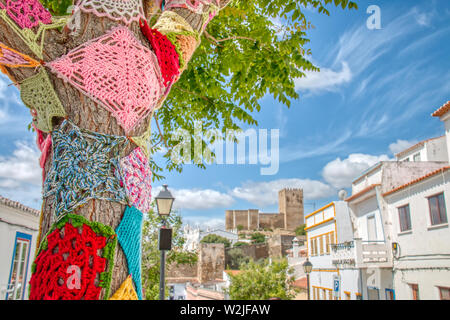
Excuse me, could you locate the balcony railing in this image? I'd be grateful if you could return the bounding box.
[331,239,391,268]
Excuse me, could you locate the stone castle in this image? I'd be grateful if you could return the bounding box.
[225,188,304,232]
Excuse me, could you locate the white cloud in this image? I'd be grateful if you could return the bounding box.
[230,178,335,207]
[0,141,42,209]
[388,139,419,155]
[0,141,41,187]
[322,153,390,189]
[152,186,235,211]
[183,217,225,231]
[294,62,352,92]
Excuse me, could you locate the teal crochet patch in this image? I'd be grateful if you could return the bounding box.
[116,206,143,300]
[43,120,129,218]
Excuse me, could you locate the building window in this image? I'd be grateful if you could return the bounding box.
[325,234,330,254]
[7,232,32,300]
[319,236,324,255]
[428,193,447,226]
[398,205,412,232]
[413,153,421,161]
[385,289,395,300]
[410,284,419,300]
[438,287,450,300]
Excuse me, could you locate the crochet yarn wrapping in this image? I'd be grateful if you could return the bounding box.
[20,68,66,133]
[119,147,152,214]
[153,10,197,36]
[130,114,152,159]
[116,206,143,300]
[29,214,117,300]
[0,42,40,68]
[47,26,163,133]
[140,19,180,87]
[0,9,68,59]
[0,0,52,29]
[77,0,145,26]
[109,275,138,300]
[164,0,220,30]
[43,120,129,218]
[33,123,52,183]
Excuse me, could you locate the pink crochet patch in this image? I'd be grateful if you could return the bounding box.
[47,26,163,133]
[33,123,52,183]
[119,147,152,214]
[0,46,27,65]
[0,0,52,29]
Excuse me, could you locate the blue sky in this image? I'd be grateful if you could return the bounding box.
[1,0,449,229]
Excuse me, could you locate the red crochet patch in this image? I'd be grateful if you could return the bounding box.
[140,19,180,87]
[29,222,109,300]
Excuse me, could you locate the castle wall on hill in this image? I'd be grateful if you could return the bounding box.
[225,189,304,232]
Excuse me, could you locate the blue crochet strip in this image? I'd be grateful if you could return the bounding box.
[116,206,144,300]
[43,119,129,218]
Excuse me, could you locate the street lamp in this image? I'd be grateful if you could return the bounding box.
[303,258,313,300]
[155,184,175,301]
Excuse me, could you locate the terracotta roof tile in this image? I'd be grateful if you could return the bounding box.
[395,136,444,158]
[383,166,450,196]
[0,195,40,217]
[345,184,379,202]
[432,101,450,117]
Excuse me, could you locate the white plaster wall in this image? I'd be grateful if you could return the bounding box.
[353,196,384,242]
[353,166,382,194]
[0,205,39,300]
[426,137,448,162]
[386,171,450,299]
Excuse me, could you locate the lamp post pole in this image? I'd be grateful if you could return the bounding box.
[159,218,167,301]
[303,258,313,301]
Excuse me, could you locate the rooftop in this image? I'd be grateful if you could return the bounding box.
[345,184,380,202]
[432,101,450,117]
[383,166,450,196]
[395,136,444,158]
[0,195,40,217]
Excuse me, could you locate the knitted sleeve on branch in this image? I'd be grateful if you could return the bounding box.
[33,123,52,183]
[119,147,152,214]
[140,18,180,87]
[47,26,163,134]
[163,0,220,31]
[77,0,145,26]
[116,206,144,300]
[130,111,153,159]
[29,214,117,300]
[0,0,51,29]
[0,41,40,68]
[20,68,66,133]
[43,120,129,218]
[109,275,139,300]
[0,9,68,59]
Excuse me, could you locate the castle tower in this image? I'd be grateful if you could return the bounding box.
[278,188,304,231]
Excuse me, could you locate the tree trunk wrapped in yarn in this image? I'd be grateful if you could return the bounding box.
[0,0,230,299]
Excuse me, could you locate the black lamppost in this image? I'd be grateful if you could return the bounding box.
[155,184,175,301]
[303,258,313,300]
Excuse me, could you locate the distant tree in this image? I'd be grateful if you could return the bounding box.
[226,259,296,300]
[295,224,306,236]
[141,208,197,300]
[233,241,249,247]
[236,225,244,231]
[251,232,266,244]
[226,248,250,270]
[200,234,231,248]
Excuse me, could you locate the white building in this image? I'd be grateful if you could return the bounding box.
[334,100,450,300]
[0,196,40,300]
[183,225,238,252]
[305,200,360,300]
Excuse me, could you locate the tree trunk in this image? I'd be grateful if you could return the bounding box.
[0,0,228,299]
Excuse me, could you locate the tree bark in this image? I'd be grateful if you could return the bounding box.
[0,0,228,299]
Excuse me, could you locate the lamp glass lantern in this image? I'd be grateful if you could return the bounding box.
[155,184,175,217]
[303,259,313,274]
